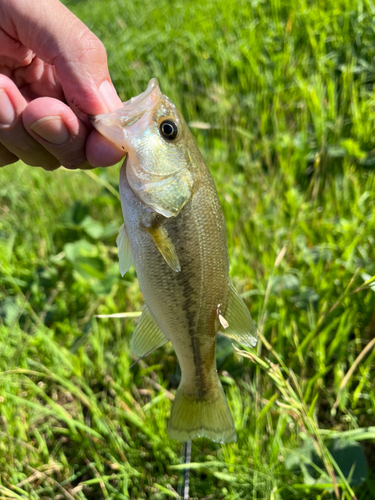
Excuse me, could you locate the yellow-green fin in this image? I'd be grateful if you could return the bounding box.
[144,225,181,272]
[218,281,258,347]
[131,305,168,357]
[168,383,237,443]
[116,224,133,277]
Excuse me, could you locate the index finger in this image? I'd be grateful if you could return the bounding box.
[0,0,123,115]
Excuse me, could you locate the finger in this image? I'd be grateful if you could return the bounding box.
[0,27,34,65]
[2,0,123,115]
[13,56,64,103]
[23,97,91,170]
[0,143,19,167]
[0,75,59,170]
[0,74,124,170]
[86,130,125,168]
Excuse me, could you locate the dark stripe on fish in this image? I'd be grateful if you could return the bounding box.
[172,208,210,397]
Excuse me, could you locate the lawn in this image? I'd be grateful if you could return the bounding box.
[1,0,375,498]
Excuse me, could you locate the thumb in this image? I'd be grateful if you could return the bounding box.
[2,0,122,115]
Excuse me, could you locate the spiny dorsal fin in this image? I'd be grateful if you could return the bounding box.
[116,223,133,277]
[131,304,168,357]
[218,280,258,347]
[144,225,181,272]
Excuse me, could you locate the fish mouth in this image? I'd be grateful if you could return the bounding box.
[88,78,162,148]
[120,78,161,125]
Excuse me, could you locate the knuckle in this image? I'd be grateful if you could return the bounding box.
[39,159,61,171]
[60,154,87,170]
[0,158,18,167]
[0,143,19,166]
[42,165,60,172]
[19,153,60,170]
[79,29,106,59]
[55,137,88,170]
[59,19,107,65]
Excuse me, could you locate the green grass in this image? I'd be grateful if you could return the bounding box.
[1,0,375,498]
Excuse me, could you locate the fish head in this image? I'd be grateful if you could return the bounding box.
[90,79,198,217]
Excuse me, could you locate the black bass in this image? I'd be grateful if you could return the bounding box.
[91,79,257,443]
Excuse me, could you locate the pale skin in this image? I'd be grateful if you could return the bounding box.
[0,0,126,170]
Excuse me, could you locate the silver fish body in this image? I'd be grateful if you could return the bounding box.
[91,79,257,442]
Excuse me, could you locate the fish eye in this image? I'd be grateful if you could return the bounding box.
[160,119,178,140]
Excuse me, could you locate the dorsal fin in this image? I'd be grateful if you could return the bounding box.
[218,281,258,347]
[131,304,168,357]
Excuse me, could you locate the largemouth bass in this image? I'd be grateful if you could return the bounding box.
[91,79,257,443]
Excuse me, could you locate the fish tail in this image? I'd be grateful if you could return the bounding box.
[168,379,237,443]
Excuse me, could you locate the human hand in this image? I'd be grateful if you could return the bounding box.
[0,0,125,170]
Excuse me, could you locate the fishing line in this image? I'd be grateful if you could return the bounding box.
[129,348,156,369]
[177,440,191,499]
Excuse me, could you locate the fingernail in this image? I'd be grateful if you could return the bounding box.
[0,89,15,125]
[100,80,122,111]
[30,116,69,144]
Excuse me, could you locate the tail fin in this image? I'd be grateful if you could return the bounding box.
[168,382,237,443]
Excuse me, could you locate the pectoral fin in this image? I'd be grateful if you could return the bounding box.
[218,281,258,347]
[144,225,181,272]
[131,305,168,357]
[116,224,133,276]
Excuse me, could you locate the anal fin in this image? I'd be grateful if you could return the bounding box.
[144,224,181,272]
[131,304,168,357]
[218,280,258,347]
[116,223,133,276]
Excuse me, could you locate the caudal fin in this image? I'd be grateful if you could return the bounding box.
[168,383,237,443]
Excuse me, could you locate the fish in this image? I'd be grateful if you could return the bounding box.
[90,78,257,443]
